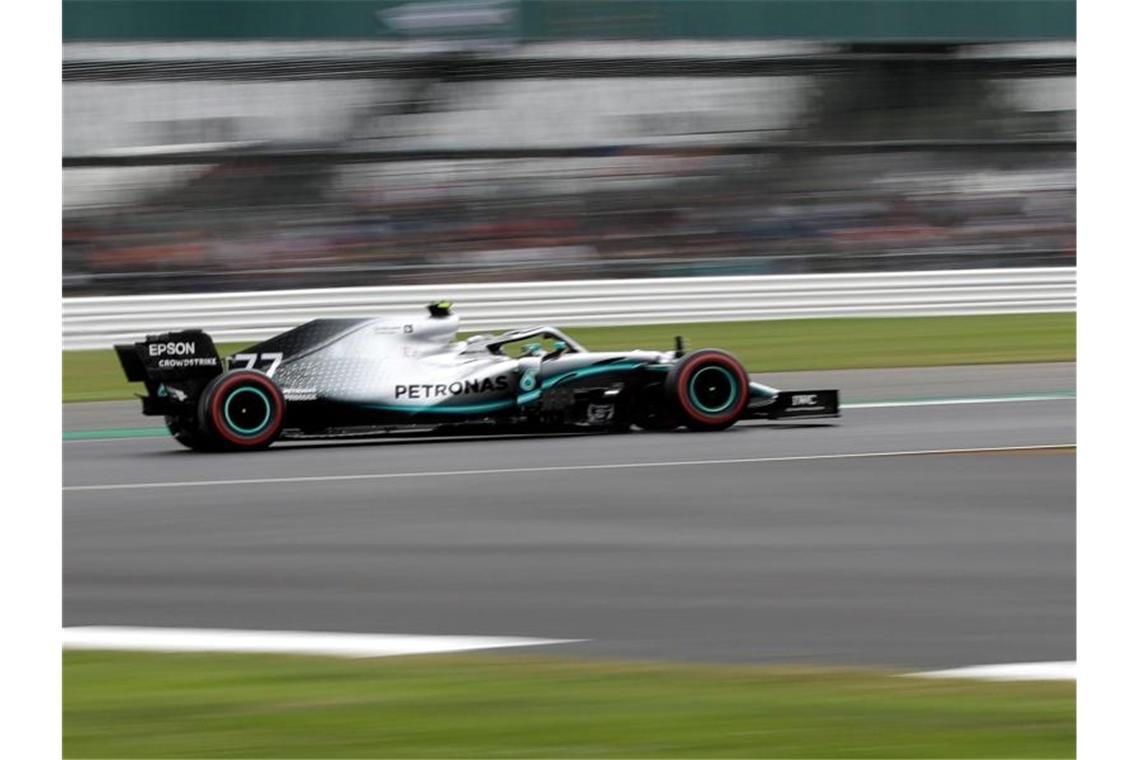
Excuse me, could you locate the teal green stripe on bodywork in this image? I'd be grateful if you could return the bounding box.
[376,362,649,413]
[519,361,645,405]
[362,398,518,415]
[542,361,645,388]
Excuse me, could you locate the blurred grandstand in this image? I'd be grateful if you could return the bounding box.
[62,1,1075,295]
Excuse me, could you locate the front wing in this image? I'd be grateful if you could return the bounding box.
[746,389,840,420]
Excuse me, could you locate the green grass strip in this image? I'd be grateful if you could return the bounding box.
[64,651,1074,758]
[63,313,1074,403]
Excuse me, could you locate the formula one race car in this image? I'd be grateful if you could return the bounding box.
[115,302,840,451]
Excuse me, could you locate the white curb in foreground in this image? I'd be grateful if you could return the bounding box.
[907,661,1075,681]
[63,626,585,658]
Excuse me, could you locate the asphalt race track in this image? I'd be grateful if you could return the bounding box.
[63,364,1075,668]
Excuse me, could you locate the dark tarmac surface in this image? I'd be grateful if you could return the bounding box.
[63,365,1075,668]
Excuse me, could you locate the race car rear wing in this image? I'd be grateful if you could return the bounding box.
[745,389,840,420]
[115,330,224,415]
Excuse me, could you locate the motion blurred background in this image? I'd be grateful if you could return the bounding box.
[62,0,1074,296]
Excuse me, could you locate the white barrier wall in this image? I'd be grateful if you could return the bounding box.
[63,267,1076,350]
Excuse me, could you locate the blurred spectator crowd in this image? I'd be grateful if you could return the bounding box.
[63,151,1074,295]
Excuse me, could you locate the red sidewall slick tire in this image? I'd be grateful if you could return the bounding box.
[198,370,286,451]
[665,349,750,431]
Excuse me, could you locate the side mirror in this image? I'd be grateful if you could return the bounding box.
[674,335,687,357]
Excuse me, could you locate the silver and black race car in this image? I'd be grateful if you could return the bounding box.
[115,301,840,451]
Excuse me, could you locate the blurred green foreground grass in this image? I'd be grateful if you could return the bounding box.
[63,313,1075,402]
[64,651,1074,758]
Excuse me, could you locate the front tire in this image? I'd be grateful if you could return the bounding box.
[197,370,286,451]
[664,349,749,431]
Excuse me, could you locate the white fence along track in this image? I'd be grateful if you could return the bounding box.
[63,267,1075,350]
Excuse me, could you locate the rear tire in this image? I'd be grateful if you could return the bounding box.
[664,349,749,431]
[197,370,286,451]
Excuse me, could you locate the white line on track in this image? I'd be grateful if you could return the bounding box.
[63,626,584,658]
[62,443,1074,492]
[843,393,1073,409]
[907,661,1076,681]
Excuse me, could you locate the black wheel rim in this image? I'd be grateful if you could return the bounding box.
[688,365,738,415]
[223,386,272,435]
